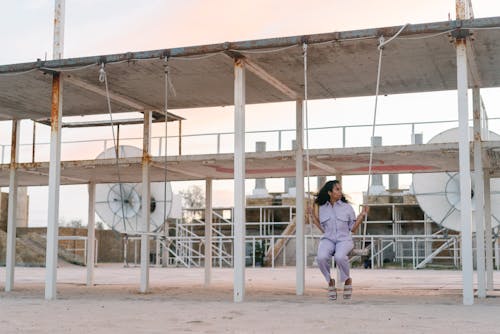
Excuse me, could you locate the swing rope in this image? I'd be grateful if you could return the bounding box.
[362,24,409,247]
[99,63,128,232]
[303,43,312,234]
[301,24,409,253]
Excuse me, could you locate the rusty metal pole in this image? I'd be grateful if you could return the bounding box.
[45,0,65,301]
[86,182,96,286]
[455,0,474,305]
[45,73,63,301]
[295,99,305,296]
[140,110,152,293]
[484,171,494,290]
[5,120,20,292]
[204,178,213,286]
[473,88,486,298]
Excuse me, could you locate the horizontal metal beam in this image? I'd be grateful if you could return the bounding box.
[64,74,157,111]
[0,141,487,186]
[244,58,300,99]
[36,114,184,128]
[2,17,500,74]
[308,159,338,174]
[466,40,482,87]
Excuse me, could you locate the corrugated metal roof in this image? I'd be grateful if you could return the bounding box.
[1,17,500,121]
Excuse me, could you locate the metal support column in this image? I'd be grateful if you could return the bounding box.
[5,120,20,292]
[455,0,474,304]
[45,73,63,300]
[52,0,65,60]
[205,178,213,286]
[86,182,96,286]
[233,59,246,302]
[484,171,494,290]
[295,99,305,295]
[140,110,152,293]
[45,0,65,301]
[473,88,486,298]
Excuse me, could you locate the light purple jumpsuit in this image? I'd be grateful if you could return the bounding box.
[316,200,356,284]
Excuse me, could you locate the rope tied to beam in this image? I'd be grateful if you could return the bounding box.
[362,23,409,246]
[99,62,128,232]
[302,43,313,239]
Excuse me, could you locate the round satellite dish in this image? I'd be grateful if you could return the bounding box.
[412,127,500,232]
[94,145,172,233]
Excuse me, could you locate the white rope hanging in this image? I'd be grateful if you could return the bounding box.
[367,23,409,195]
[303,43,312,207]
[362,23,409,243]
[303,42,318,244]
[99,63,128,232]
[301,24,409,251]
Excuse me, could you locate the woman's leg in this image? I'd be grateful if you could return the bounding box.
[333,240,354,283]
[316,239,335,284]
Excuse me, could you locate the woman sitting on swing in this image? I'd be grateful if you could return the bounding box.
[309,180,369,301]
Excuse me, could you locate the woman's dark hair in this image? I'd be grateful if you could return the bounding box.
[314,180,347,206]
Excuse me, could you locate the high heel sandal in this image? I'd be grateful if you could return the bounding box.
[343,284,352,300]
[328,279,337,301]
[328,286,337,301]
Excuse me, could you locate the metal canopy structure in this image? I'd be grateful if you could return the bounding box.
[1,17,500,120]
[2,10,500,305]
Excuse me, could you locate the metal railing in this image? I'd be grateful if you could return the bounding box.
[2,117,500,163]
[120,232,464,270]
[118,201,479,270]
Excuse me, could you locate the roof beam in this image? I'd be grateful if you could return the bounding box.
[466,39,482,87]
[243,58,301,99]
[64,74,157,111]
[223,51,300,99]
[308,159,338,174]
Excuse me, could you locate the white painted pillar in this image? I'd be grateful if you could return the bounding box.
[370,137,384,192]
[86,182,96,286]
[484,171,494,290]
[5,120,20,292]
[52,0,65,60]
[45,0,65,301]
[456,35,474,305]
[45,73,63,300]
[140,111,152,293]
[295,99,305,295]
[285,140,297,193]
[473,88,486,298]
[233,59,246,302]
[162,58,170,268]
[204,178,213,286]
[254,142,267,194]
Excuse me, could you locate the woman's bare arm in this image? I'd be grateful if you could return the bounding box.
[308,204,324,233]
[351,205,369,233]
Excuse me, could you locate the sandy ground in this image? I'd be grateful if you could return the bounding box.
[1,264,500,333]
